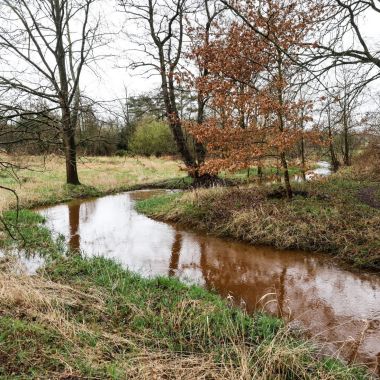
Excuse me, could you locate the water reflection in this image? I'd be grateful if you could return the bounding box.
[39,190,380,373]
[169,232,182,277]
[305,161,332,180]
[68,202,81,251]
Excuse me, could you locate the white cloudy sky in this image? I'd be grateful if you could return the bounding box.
[82,1,380,108]
[80,1,161,105]
[1,0,378,113]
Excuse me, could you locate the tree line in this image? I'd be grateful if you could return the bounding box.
[0,0,379,195]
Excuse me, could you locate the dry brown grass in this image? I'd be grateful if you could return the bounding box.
[138,179,380,270]
[0,270,104,342]
[353,142,380,181]
[0,254,369,379]
[0,154,184,212]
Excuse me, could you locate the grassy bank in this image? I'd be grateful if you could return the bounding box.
[0,155,187,212]
[0,154,307,213]
[0,208,371,379]
[136,173,380,271]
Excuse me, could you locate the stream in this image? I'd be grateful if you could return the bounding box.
[1,161,378,373]
[37,187,380,374]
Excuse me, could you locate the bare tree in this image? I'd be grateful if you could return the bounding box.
[189,0,225,167]
[312,0,380,84]
[120,0,222,182]
[0,0,101,185]
[120,0,195,167]
[333,69,366,166]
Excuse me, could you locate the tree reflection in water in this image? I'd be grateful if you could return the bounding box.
[39,191,380,374]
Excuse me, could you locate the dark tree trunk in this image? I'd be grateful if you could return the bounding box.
[343,127,350,166]
[159,63,196,169]
[300,136,306,181]
[55,1,80,186]
[330,143,340,172]
[276,52,292,199]
[195,95,207,168]
[343,107,350,166]
[62,109,80,185]
[170,119,195,167]
[257,165,262,180]
[63,131,80,185]
[281,152,292,199]
[327,105,340,171]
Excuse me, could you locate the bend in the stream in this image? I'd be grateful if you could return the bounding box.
[36,188,380,375]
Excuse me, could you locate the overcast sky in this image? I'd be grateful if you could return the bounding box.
[80,1,161,106]
[2,0,378,113]
[81,1,380,110]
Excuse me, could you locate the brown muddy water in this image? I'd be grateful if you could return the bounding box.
[37,189,380,374]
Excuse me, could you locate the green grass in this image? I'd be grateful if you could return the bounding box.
[0,154,314,213]
[136,174,380,271]
[221,165,302,181]
[0,253,370,379]
[0,210,55,253]
[0,210,370,379]
[47,255,280,351]
[0,317,72,378]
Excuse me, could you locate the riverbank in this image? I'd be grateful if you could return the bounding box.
[0,158,378,377]
[136,172,380,271]
[0,154,306,212]
[0,213,370,379]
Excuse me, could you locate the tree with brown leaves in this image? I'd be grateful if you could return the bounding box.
[186,0,322,197]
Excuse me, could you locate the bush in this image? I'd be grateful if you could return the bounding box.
[129,118,177,156]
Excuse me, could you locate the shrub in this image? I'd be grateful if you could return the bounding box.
[129,118,177,156]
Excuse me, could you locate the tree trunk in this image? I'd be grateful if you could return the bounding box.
[159,64,196,169]
[276,51,292,198]
[327,105,339,171]
[300,136,306,181]
[195,95,207,168]
[281,152,292,199]
[62,110,80,185]
[343,126,350,166]
[63,132,80,185]
[54,0,80,186]
[343,107,350,166]
[330,143,340,172]
[170,119,195,167]
[257,165,262,180]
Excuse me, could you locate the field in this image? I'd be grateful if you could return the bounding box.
[0,155,185,212]
[0,155,377,378]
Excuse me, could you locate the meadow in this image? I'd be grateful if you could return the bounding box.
[0,154,186,212]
